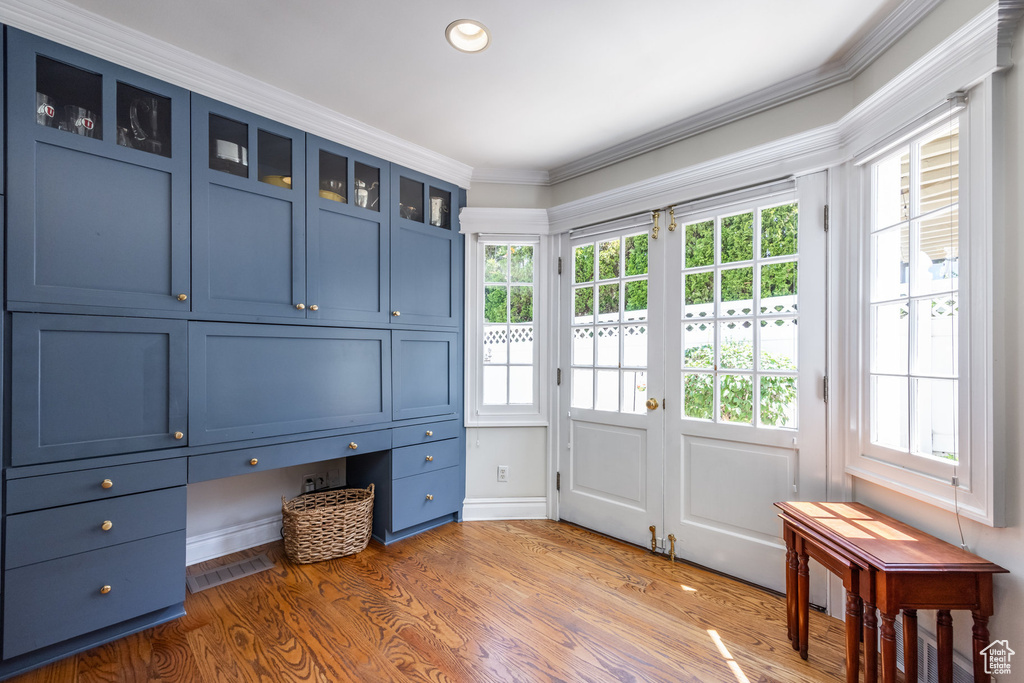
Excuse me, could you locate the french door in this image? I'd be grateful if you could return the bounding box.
[558,173,828,597]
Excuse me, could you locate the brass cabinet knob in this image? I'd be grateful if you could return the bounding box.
[249,458,259,466]
[100,585,112,595]
[173,431,184,440]
[646,397,659,410]
[391,310,401,317]
[309,304,318,311]
[101,520,113,532]
[177,293,188,301]
[295,303,305,310]
[348,442,358,450]
[425,455,434,462]
[425,494,434,501]
[425,430,433,437]
[101,479,113,489]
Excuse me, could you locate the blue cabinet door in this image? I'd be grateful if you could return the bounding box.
[189,323,391,445]
[5,29,191,313]
[10,314,189,466]
[390,166,463,327]
[392,330,459,421]
[305,135,390,324]
[191,96,306,319]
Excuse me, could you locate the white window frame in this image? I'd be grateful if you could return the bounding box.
[845,79,1003,526]
[466,233,549,426]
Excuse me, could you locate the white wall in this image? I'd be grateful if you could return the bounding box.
[463,426,548,520]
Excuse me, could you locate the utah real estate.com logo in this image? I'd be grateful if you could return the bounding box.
[981,639,1014,676]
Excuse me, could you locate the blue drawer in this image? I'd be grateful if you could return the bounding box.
[5,458,187,514]
[391,466,462,531]
[392,439,460,480]
[391,419,460,448]
[3,530,186,658]
[5,487,186,569]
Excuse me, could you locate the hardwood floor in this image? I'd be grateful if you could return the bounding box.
[10,520,858,682]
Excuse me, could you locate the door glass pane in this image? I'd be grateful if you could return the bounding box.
[574,286,594,324]
[911,378,957,461]
[719,375,753,424]
[683,322,714,368]
[760,376,797,429]
[510,245,534,283]
[116,83,170,156]
[598,239,620,280]
[720,267,753,317]
[685,220,714,268]
[623,234,648,275]
[482,366,507,405]
[595,370,619,412]
[720,321,753,370]
[399,176,424,222]
[258,129,292,188]
[573,327,594,366]
[720,212,753,263]
[761,203,798,257]
[875,146,909,229]
[510,286,533,323]
[682,372,714,420]
[622,323,647,368]
[509,366,533,405]
[37,56,102,139]
[209,113,248,177]
[354,162,380,210]
[595,325,619,367]
[428,187,452,229]
[572,369,594,409]
[597,283,619,321]
[318,149,347,202]
[623,370,647,415]
[760,261,798,314]
[575,244,595,283]
[760,318,798,371]
[912,296,957,377]
[684,272,714,319]
[624,280,648,321]
[871,375,908,450]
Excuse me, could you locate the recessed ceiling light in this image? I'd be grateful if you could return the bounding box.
[446,19,490,53]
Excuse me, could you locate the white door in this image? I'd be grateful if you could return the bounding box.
[664,173,828,597]
[557,217,665,548]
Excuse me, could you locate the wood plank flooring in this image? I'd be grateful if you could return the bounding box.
[9,520,860,683]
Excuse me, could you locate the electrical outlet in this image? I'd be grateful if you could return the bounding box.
[314,474,327,490]
[302,474,317,493]
[327,469,342,488]
[497,465,509,482]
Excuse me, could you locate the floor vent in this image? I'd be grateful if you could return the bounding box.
[186,552,274,593]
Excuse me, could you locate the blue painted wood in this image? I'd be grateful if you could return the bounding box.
[305,134,390,324]
[10,314,188,466]
[391,419,460,447]
[191,95,306,319]
[391,439,460,480]
[391,466,462,531]
[5,458,186,514]
[392,330,458,421]
[3,530,186,658]
[389,165,463,327]
[6,29,191,312]
[5,487,186,569]
[189,323,391,445]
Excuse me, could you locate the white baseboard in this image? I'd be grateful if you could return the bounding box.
[462,497,549,521]
[186,515,283,566]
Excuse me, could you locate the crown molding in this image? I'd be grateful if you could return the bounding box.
[459,207,551,235]
[472,168,552,186]
[0,0,474,188]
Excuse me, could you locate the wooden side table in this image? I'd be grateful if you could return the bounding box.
[776,501,1007,683]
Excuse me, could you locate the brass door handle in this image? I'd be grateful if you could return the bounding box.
[101,520,113,532]
[425,455,434,462]
[309,304,318,311]
[425,430,433,437]
[177,293,188,301]
[249,458,259,466]
[100,585,112,595]
[646,398,659,410]
[425,494,434,501]
[101,479,113,489]
[349,442,358,450]
[295,303,305,310]
[173,431,184,440]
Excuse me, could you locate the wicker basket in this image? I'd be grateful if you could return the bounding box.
[281,484,374,564]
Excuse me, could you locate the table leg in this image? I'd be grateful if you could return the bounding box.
[903,609,917,683]
[845,592,862,683]
[880,612,897,683]
[797,549,809,660]
[786,535,797,649]
[937,610,953,683]
[863,602,878,683]
[972,611,990,683]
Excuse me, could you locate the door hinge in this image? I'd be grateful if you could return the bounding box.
[557,257,562,275]
[823,375,829,404]
[824,204,829,233]
[556,368,562,386]
[556,472,560,491]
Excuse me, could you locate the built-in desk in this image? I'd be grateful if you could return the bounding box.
[776,501,1007,683]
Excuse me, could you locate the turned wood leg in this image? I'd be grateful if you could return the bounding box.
[786,542,797,647]
[937,610,953,683]
[880,612,897,683]
[863,602,878,683]
[903,609,918,683]
[972,612,991,683]
[844,592,862,683]
[797,549,809,660]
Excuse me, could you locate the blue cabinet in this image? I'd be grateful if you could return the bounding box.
[6,29,191,314]
[392,330,459,421]
[191,96,306,319]
[390,166,463,327]
[305,135,391,324]
[10,314,188,466]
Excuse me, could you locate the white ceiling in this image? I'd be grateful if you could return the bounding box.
[63,0,910,178]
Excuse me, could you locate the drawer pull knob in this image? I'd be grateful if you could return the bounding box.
[425,455,434,462]
[100,585,112,595]
[349,442,358,450]
[249,458,259,466]
[101,479,113,489]
[296,303,305,310]
[391,310,401,317]
[309,304,319,311]
[425,494,434,501]
[177,293,188,301]
[425,430,433,437]
[174,431,184,440]
[101,520,113,532]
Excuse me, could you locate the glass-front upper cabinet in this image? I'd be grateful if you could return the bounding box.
[390,166,463,327]
[305,135,391,323]
[191,95,306,319]
[6,28,191,313]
